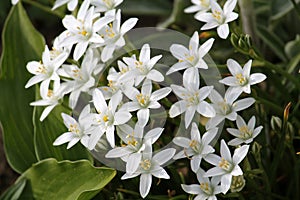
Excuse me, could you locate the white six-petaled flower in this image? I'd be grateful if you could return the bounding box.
[173,122,218,172]
[184,0,214,17]
[227,115,263,146]
[91,0,123,12]
[123,79,171,127]
[53,105,96,149]
[204,139,249,193]
[121,143,176,198]
[167,31,214,77]
[205,88,255,129]
[170,71,215,128]
[181,168,224,200]
[195,0,239,39]
[219,59,267,95]
[52,0,79,11]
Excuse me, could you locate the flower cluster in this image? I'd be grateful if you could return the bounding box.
[23,0,267,198]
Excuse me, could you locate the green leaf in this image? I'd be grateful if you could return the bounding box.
[0,179,26,200]
[256,25,287,61]
[271,0,300,21]
[18,158,116,200]
[285,35,300,74]
[33,102,92,162]
[120,0,172,16]
[0,3,45,173]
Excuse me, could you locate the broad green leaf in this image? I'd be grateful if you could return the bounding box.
[18,158,116,200]
[120,0,172,16]
[0,179,26,200]
[34,102,92,162]
[271,0,300,21]
[256,25,287,61]
[0,3,45,173]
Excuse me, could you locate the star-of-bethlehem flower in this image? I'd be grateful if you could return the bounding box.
[59,49,97,109]
[173,122,218,172]
[227,115,263,146]
[59,0,114,60]
[91,0,123,12]
[52,0,79,11]
[205,88,255,130]
[181,168,224,200]
[219,59,267,95]
[97,9,138,62]
[167,31,214,77]
[204,139,249,193]
[89,89,131,149]
[25,45,67,93]
[195,0,239,39]
[106,123,163,174]
[169,71,216,128]
[123,79,172,127]
[30,81,65,121]
[49,31,71,60]
[121,43,164,86]
[184,0,215,17]
[121,143,176,198]
[53,105,96,149]
[11,0,19,5]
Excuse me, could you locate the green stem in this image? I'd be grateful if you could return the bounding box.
[22,0,64,18]
[253,95,283,114]
[289,0,300,19]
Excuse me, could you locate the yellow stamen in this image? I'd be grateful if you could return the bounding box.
[47,90,53,98]
[69,124,80,134]
[200,182,212,194]
[140,159,151,170]
[103,115,109,122]
[219,158,231,171]
[235,73,247,85]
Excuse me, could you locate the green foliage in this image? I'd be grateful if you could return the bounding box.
[0,2,45,173]
[17,159,116,200]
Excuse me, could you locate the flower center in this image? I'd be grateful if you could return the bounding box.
[212,10,224,23]
[36,62,47,74]
[235,73,247,86]
[69,124,80,134]
[47,89,53,98]
[140,159,151,170]
[200,0,209,8]
[50,47,62,59]
[136,93,150,107]
[218,101,232,115]
[239,125,252,139]
[219,158,232,171]
[102,114,109,122]
[189,139,202,153]
[105,23,115,38]
[126,132,138,147]
[72,69,83,80]
[200,182,212,195]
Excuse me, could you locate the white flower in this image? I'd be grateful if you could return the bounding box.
[52,0,79,11]
[167,31,214,76]
[91,0,123,12]
[59,49,96,109]
[227,115,263,146]
[50,31,71,60]
[106,123,163,174]
[123,79,171,127]
[181,168,223,200]
[173,123,217,172]
[204,140,249,193]
[121,143,176,198]
[205,88,255,129]
[59,0,114,60]
[25,45,67,92]
[11,0,19,5]
[121,44,164,86]
[184,0,214,16]
[97,9,138,62]
[195,0,239,39]
[169,71,215,128]
[89,89,131,148]
[53,105,95,149]
[99,60,135,99]
[30,81,65,121]
[219,59,267,95]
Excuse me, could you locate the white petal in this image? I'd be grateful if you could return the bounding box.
[173,137,191,148]
[225,12,239,23]
[221,174,232,194]
[126,153,142,174]
[228,138,243,146]
[120,18,138,34]
[198,38,215,58]
[191,155,202,172]
[25,75,46,88]
[101,44,115,62]
[223,0,237,15]
[170,44,189,60]
[151,87,171,101]
[181,184,202,194]
[185,106,196,128]
[139,44,151,63]
[204,154,221,166]
[53,132,75,146]
[67,138,80,149]
[205,167,225,177]
[144,128,163,144]
[140,174,152,198]
[114,111,131,125]
[169,101,187,118]
[137,109,150,127]
[40,105,56,121]
[249,73,267,85]
[217,24,229,39]
[106,147,132,158]
[106,125,115,147]
[232,144,249,164]
[201,21,219,30]
[234,97,255,111]
[74,41,89,61]
[227,58,243,75]
[146,69,164,82]
[166,62,188,75]
[197,101,216,118]
[189,31,199,53]
[220,139,232,161]
[141,79,152,96]
[121,172,140,180]
[152,167,170,179]
[93,89,108,113]
[153,148,176,165]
